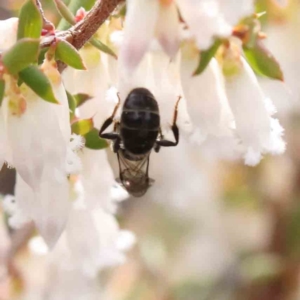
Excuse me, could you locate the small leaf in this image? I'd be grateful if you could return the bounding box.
[66,91,76,118]
[73,93,92,107]
[90,38,117,59]
[84,128,108,150]
[38,47,48,65]
[19,65,59,104]
[53,0,76,26]
[119,3,126,17]
[57,0,96,30]
[2,38,39,75]
[0,80,5,107]
[193,39,222,76]
[243,41,284,81]
[17,0,42,39]
[71,119,94,135]
[55,40,86,70]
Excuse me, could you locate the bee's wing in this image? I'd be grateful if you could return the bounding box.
[117,151,150,181]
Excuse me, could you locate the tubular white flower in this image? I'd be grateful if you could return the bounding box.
[225,57,285,166]
[149,51,183,132]
[0,113,7,169]
[119,0,180,76]
[176,0,231,50]
[66,134,84,175]
[65,206,135,277]
[4,57,72,248]
[0,18,19,168]
[176,0,254,50]
[155,1,180,58]
[79,148,124,212]
[180,46,233,143]
[6,67,69,190]
[218,0,254,26]
[119,0,159,75]
[63,47,108,99]
[0,18,18,52]
[14,172,70,249]
[2,194,30,229]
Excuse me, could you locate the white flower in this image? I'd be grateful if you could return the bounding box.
[57,205,135,278]
[177,0,254,50]
[66,134,84,175]
[180,47,233,143]
[225,57,286,166]
[0,18,18,52]
[177,0,231,50]
[119,0,179,75]
[2,56,73,248]
[79,148,126,212]
[0,18,20,168]
[2,194,31,229]
[0,112,7,169]
[14,172,70,249]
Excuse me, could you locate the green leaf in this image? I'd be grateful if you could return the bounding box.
[0,80,5,107]
[55,40,86,70]
[57,0,96,30]
[193,39,222,76]
[73,93,92,107]
[19,65,59,104]
[119,3,126,17]
[71,119,94,135]
[53,0,76,26]
[90,38,117,59]
[17,0,43,39]
[287,201,300,257]
[66,91,76,118]
[2,38,39,75]
[243,41,284,81]
[38,47,48,65]
[241,254,283,284]
[84,128,108,150]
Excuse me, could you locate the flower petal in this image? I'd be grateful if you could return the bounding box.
[156,2,180,57]
[225,57,285,165]
[176,0,231,50]
[218,0,254,26]
[180,50,233,142]
[79,148,117,212]
[119,0,160,74]
[0,18,18,52]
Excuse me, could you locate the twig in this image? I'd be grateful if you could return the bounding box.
[70,0,123,50]
[41,0,123,72]
[35,0,54,30]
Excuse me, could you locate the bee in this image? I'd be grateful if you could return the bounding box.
[99,88,181,197]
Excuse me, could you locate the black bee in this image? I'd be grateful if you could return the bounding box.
[99,88,181,197]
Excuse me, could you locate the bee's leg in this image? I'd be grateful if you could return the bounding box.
[99,93,121,140]
[156,96,181,148]
[112,133,121,153]
[154,128,163,153]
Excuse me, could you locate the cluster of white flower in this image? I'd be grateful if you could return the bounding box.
[0,16,134,282]
[0,0,288,296]
[115,0,286,166]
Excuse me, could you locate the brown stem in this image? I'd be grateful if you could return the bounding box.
[42,0,123,72]
[35,0,54,30]
[70,0,123,50]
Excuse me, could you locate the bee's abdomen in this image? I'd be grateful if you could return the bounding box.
[120,88,160,155]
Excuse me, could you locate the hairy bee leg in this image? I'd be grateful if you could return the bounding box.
[156,96,181,148]
[154,128,163,152]
[99,94,121,139]
[113,136,121,153]
[156,125,179,147]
